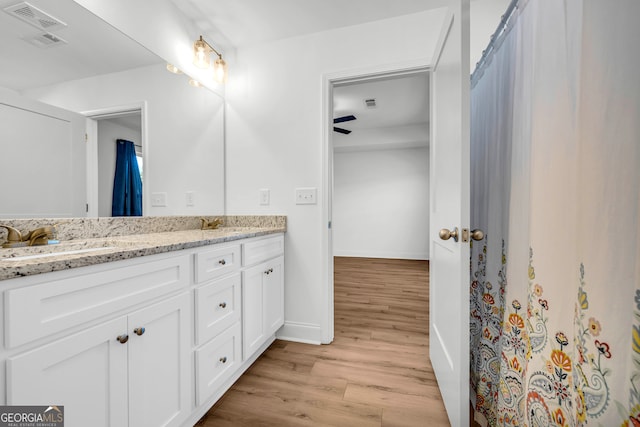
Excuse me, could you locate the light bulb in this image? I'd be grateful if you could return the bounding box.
[166,63,182,74]
[193,39,210,68]
[213,57,227,84]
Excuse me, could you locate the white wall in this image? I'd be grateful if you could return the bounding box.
[333,147,429,260]
[97,119,142,217]
[25,64,225,217]
[225,9,447,343]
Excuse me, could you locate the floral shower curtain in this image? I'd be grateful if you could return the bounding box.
[469,1,640,426]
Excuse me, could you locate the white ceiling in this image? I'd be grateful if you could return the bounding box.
[172,0,449,48]
[0,0,161,91]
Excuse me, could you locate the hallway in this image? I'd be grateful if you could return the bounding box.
[198,257,449,426]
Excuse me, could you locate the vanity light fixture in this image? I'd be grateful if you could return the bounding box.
[193,35,228,84]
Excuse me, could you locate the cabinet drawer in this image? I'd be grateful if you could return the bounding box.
[195,244,241,283]
[194,274,241,345]
[194,322,241,406]
[4,253,190,349]
[242,235,284,266]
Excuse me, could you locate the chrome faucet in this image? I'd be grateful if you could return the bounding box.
[200,218,223,230]
[0,225,57,248]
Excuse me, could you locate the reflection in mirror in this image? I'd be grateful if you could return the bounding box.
[0,0,225,218]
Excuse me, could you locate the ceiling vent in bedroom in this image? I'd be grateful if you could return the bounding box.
[4,2,67,32]
[23,32,68,48]
[364,98,377,109]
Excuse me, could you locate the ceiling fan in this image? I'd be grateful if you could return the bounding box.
[333,115,356,134]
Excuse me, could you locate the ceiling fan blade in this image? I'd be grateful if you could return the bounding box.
[333,115,356,124]
[333,127,352,134]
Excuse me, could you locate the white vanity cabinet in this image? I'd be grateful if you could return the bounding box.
[0,231,285,427]
[4,253,192,427]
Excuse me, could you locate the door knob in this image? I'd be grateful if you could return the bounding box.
[439,227,459,242]
[471,229,484,241]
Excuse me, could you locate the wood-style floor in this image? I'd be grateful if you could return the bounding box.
[196,257,450,426]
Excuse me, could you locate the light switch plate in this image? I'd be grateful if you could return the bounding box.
[259,189,270,205]
[151,192,167,207]
[186,191,195,207]
[295,187,317,205]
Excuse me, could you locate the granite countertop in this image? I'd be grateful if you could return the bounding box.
[0,226,284,281]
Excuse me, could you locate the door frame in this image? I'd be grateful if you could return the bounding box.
[320,60,431,344]
[82,102,148,217]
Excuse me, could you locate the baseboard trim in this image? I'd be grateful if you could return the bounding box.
[333,250,429,260]
[276,321,323,345]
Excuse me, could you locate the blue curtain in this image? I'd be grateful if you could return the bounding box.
[112,139,142,216]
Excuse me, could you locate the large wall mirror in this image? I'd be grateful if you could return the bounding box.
[0,0,225,218]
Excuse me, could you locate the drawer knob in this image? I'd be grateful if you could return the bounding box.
[219,356,227,364]
[218,259,226,265]
[219,302,227,308]
[116,334,129,344]
[134,327,145,336]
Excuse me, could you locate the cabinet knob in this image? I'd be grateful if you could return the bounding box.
[218,259,226,265]
[134,327,145,336]
[264,268,273,275]
[219,356,227,364]
[219,302,227,308]
[116,334,129,344]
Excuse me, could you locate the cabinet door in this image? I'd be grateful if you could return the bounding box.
[128,293,190,427]
[7,317,128,427]
[264,256,284,337]
[242,263,266,360]
[242,256,284,360]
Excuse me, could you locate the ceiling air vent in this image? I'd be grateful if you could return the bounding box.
[23,32,68,48]
[364,98,377,109]
[4,2,67,31]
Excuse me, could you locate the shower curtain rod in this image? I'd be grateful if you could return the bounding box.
[471,0,519,79]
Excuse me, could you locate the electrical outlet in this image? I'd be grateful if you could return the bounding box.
[259,189,270,206]
[295,187,317,205]
[186,191,195,207]
[151,192,167,207]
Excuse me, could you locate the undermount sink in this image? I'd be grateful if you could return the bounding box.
[1,246,118,262]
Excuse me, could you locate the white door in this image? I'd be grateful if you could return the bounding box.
[429,1,470,426]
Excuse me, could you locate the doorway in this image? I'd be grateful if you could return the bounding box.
[322,66,430,344]
[84,103,148,217]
